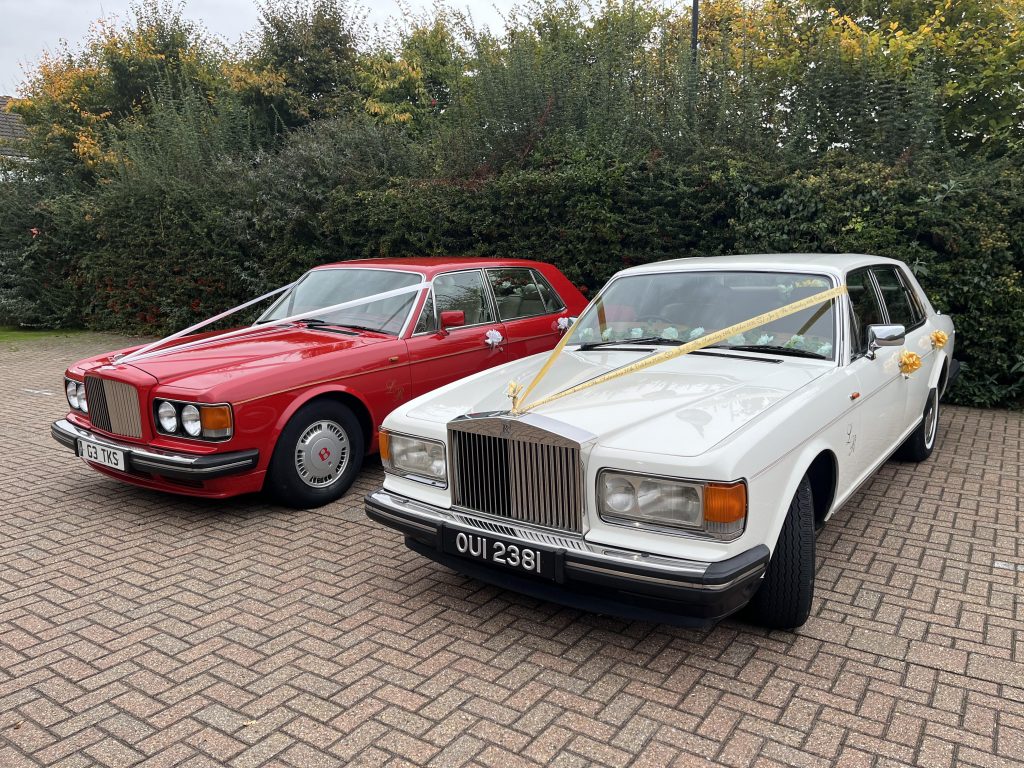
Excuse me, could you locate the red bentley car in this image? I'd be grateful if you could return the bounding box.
[51,258,587,507]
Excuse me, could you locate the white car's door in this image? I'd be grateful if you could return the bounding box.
[845,267,906,481]
[869,265,933,432]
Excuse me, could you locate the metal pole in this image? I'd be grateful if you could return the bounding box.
[688,0,699,122]
[691,0,699,63]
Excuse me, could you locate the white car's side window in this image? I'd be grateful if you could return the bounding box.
[871,267,923,330]
[847,268,886,359]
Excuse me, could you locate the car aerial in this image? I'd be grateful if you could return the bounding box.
[366,254,958,628]
[51,257,587,508]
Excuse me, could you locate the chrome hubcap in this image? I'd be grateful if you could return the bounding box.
[924,391,938,448]
[294,420,350,488]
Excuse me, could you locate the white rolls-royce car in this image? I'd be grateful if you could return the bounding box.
[365,255,957,628]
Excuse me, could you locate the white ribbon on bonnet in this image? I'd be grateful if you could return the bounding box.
[118,280,431,364]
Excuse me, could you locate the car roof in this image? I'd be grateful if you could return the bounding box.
[311,257,553,276]
[619,253,907,279]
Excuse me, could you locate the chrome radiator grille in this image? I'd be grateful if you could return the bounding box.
[449,420,584,534]
[85,377,143,438]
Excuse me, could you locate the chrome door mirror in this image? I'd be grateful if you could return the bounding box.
[866,324,905,359]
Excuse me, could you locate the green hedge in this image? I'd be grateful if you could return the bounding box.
[8,146,1018,407]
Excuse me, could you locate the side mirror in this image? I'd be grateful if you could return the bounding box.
[866,324,905,359]
[439,310,465,334]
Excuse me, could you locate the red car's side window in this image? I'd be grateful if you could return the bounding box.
[432,271,496,326]
[486,267,565,322]
[413,291,436,334]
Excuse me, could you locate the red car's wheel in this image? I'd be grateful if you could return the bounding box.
[267,400,365,508]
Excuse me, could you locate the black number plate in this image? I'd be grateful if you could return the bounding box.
[441,527,556,581]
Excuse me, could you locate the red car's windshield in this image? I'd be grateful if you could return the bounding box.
[259,268,423,335]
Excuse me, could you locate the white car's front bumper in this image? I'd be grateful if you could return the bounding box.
[366,489,770,626]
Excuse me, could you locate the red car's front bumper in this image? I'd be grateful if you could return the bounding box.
[51,419,264,499]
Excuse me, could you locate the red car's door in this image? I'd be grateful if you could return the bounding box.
[483,266,573,360]
[403,269,509,400]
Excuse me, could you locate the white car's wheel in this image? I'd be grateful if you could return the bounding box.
[895,387,939,463]
[747,475,815,629]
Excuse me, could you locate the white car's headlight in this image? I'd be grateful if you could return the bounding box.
[598,470,746,540]
[381,431,447,487]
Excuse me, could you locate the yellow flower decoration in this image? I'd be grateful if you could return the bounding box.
[930,330,948,349]
[898,350,922,375]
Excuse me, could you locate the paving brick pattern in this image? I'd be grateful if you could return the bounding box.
[1,333,1022,767]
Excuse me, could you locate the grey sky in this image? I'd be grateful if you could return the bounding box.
[0,0,514,96]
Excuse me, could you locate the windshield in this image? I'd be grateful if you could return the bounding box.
[568,270,837,358]
[259,268,423,335]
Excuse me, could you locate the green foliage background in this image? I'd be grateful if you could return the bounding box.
[1,0,1023,406]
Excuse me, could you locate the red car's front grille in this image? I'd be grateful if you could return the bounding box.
[85,376,143,438]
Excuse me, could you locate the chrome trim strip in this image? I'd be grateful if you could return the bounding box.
[368,490,713,578]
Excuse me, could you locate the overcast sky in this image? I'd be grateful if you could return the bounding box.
[0,0,515,96]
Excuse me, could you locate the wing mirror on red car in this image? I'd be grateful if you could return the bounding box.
[439,310,466,334]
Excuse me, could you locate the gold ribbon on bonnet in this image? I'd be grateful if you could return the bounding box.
[511,284,848,415]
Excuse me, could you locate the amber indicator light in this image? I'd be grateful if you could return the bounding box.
[199,405,232,432]
[703,482,747,523]
[378,430,391,462]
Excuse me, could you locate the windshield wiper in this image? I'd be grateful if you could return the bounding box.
[578,336,682,350]
[329,323,385,334]
[712,344,828,360]
[294,318,360,334]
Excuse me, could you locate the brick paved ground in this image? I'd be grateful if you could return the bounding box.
[1,333,1022,768]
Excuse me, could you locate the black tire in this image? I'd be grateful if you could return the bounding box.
[894,387,939,463]
[747,475,815,629]
[266,399,365,509]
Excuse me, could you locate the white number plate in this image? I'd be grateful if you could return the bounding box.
[78,439,126,471]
